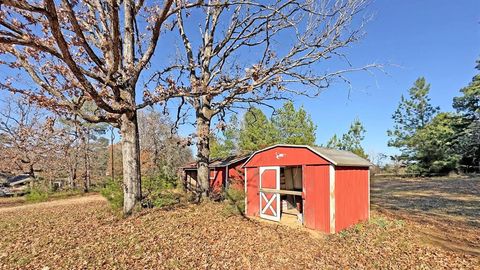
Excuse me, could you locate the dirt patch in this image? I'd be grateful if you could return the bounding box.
[0,197,26,208]
[0,194,105,213]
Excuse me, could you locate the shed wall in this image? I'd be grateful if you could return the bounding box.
[210,168,226,193]
[227,161,246,191]
[335,167,369,232]
[303,165,330,233]
[245,167,260,217]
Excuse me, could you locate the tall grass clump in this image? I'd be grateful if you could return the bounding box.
[100,178,124,210]
[25,187,49,203]
[223,188,246,216]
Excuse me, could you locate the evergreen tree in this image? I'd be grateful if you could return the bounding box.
[341,119,368,159]
[239,108,279,152]
[327,119,368,159]
[326,134,342,149]
[210,134,227,159]
[272,101,317,145]
[452,60,480,170]
[210,115,240,159]
[409,112,459,173]
[387,77,440,164]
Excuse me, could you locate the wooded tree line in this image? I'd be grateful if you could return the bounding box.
[0,0,375,214]
[210,101,316,158]
[211,100,369,160]
[0,98,109,190]
[388,60,480,174]
[0,100,191,190]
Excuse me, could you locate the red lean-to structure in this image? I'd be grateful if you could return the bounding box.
[243,144,371,233]
[181,154,250,194]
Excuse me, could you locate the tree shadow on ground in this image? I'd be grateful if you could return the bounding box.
[371,176,480,255]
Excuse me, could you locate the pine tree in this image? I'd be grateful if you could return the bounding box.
[410,112,459,173]
[452,60,480,170]
[387,77,439,163]
[210,115,240,159]
[327,119,368,159]
[341,119,368,159]
[239,108,279,152]
[326,134,342,149]
[272,101,317,145]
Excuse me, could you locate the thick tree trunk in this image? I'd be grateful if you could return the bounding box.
[120,112,142,215]
[196,113,211,200]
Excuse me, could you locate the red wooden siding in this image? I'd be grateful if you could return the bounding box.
[260,169,276,188]
[244,147,330,168]
[246,167,260,217]
[244,145,370,234]
[210,168,226,193]
[303,165,330,232]
[335,167,369,232]
[227,160,246,191]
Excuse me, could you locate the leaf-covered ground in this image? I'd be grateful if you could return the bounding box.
[371,175,480,256]
[0,194,478,269]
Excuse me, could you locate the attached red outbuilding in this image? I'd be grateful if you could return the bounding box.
[243,144,371,233]
[181,154,250,194]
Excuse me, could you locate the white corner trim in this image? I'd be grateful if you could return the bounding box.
[329,165,336,234]
[368,169,371,219]
[244,168,248,215]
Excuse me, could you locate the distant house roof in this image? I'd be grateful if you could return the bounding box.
[0,172,12,184]
[7,174,34,186]
[181,153,252,170]
[243,144,372,167]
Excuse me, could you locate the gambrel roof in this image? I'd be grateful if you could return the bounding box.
[243,144,372,167]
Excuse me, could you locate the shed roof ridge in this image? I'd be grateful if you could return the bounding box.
[242,144,371,167]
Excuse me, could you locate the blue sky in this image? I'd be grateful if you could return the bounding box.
[145,0,480,157]
[0,1,478,158]
[280,0,480,157]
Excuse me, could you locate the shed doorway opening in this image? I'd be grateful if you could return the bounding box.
[279,166,303,226]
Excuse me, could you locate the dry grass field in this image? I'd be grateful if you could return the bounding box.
[0,176,479,269]
[371,175,480,256]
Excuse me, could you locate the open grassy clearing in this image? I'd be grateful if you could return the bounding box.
[0,192,478,269]
[371,175,480,256]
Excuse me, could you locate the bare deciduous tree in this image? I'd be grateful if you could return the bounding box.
[154,0,378,198]
[138,109,192,181]
[0,98,60,178]
[0,0,189,213]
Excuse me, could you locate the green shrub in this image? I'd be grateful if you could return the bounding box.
[25,188,49,203]
[223,188,246,216]
[143,176,174,193]
[141,176,184,209]
[100,179,123,210]
[150,191,182,208]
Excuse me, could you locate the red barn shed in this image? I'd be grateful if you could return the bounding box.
[243,144,371,233]
[181,154,250,194]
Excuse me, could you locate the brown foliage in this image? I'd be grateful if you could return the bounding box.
[0,195,478,269]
